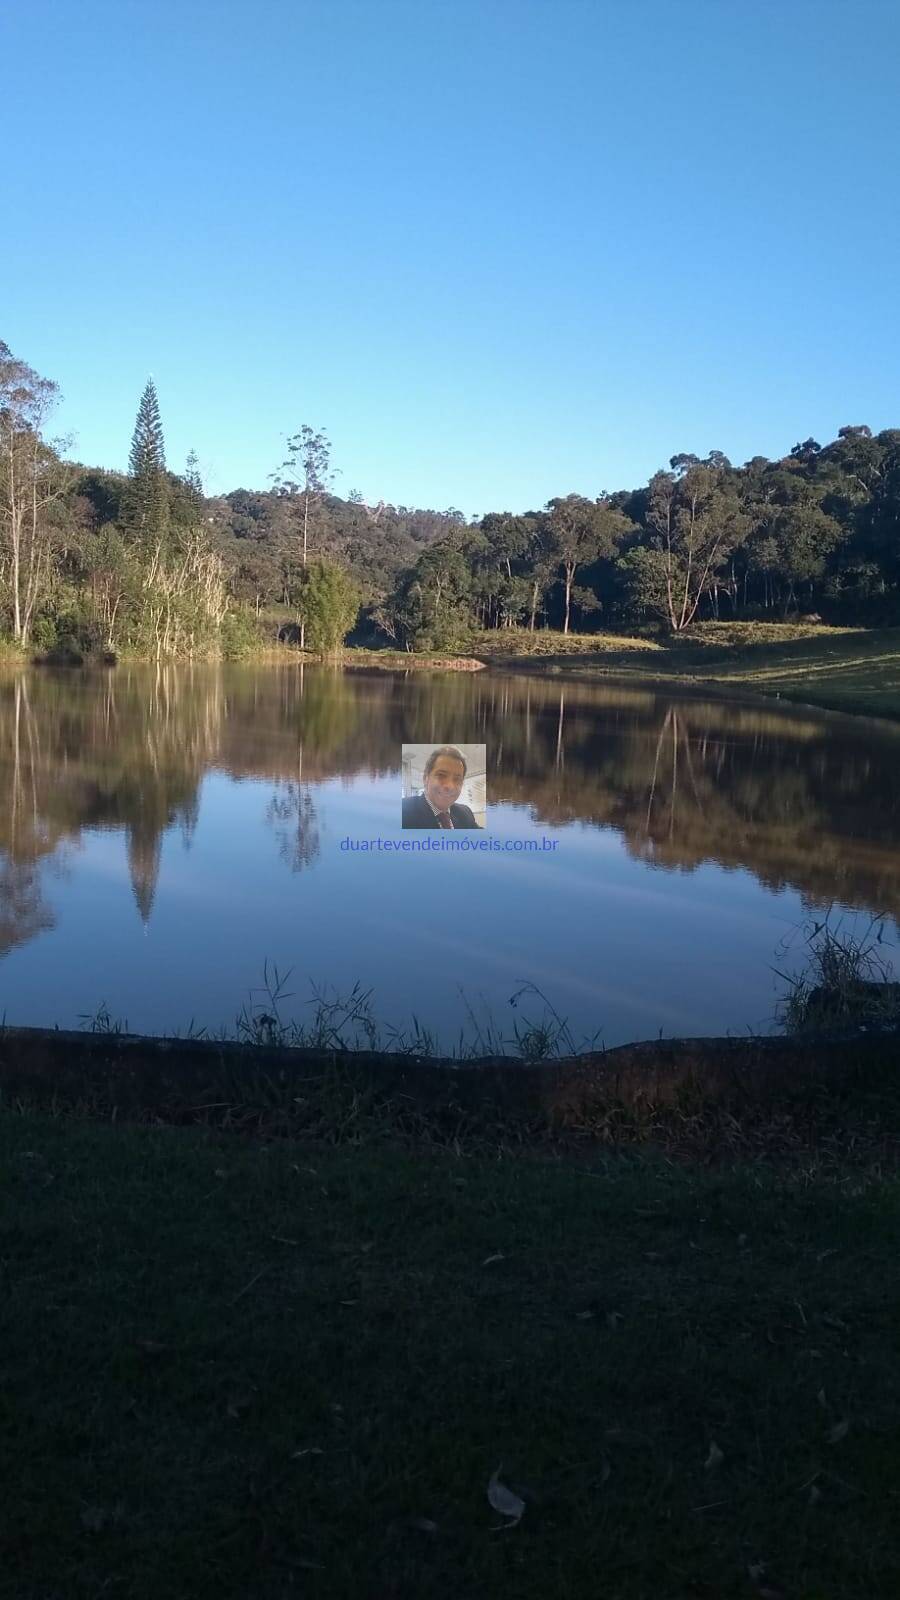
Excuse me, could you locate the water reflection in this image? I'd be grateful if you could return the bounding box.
[266,782,321,874]
[1,661,898,1043]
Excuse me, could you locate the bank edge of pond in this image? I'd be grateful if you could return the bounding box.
[11,642,900,724]
[15,648,490,672]
[487,654,900,727]
[2,1024,898,1175]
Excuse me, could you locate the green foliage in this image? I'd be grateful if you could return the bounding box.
[219,608,258,660]
[183,450,203,504]
[0,339,71,645]
[638,455,751,631]
[125,379,168,543]
[71,469,125,526]
[775,912,900,1034]
[615,544,671,624]
[388,536,476,649]
[128,379,166,480]
[30,614,59,652]
[297,559,360,652]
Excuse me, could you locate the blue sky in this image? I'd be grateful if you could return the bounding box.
[4,0,899,517]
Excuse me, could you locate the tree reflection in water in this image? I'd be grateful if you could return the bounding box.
[265,780,320,873]
[2,662,900,959]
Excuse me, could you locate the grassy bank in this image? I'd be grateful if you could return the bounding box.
[475,623,900,723]
[255,646,487,670]
[8,622,900,720]
[7,620,900,720]
[1,1097,898,1600]
[259,620,900,719]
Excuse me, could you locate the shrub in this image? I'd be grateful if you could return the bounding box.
[30,615,59,652]
[220,609,258,660]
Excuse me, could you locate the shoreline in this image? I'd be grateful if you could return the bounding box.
[2,619,898,721]
[488,655,900,729]
[2,1022,897,1172]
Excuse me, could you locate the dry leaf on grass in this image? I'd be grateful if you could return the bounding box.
[487,1464,526,1527]
[747,1562,786,1599]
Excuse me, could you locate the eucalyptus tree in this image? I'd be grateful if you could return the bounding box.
[630,453,750,632]
[477,513,547,629]
[270,424,336,648]
[817,425,900,593]
[523,512,559,630]
[545,493,633,633]
[389,535,473,650]
[460,517,503,628]
[0,340,72,644]
[735,447,850,614]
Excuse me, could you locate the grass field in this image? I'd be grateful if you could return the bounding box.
[1,1097,898,1600]
[474,623,900,722]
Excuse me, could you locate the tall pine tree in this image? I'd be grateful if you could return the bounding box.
[127,378,168,542]
[184,449,203,504]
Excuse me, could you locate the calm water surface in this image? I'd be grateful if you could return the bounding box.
[2,662,899,1050]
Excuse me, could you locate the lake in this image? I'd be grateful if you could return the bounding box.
[2,661,899,1052]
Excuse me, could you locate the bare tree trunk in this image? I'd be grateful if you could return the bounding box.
[300,490,309,650]
[6,432,23,640]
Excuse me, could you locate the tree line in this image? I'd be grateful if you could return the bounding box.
[2,336,898,658]
[383,434,900,649]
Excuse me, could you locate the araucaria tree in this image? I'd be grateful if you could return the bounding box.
[127,378,168,544]
[183,449,203,508]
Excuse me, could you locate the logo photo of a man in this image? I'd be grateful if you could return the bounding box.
[401,744,485,829]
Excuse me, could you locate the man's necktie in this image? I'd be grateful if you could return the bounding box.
[436,810,454,829]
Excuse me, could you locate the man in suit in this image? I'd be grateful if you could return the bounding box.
[402,745,482,828]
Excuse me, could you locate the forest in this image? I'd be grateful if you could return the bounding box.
[2,337,899,660]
